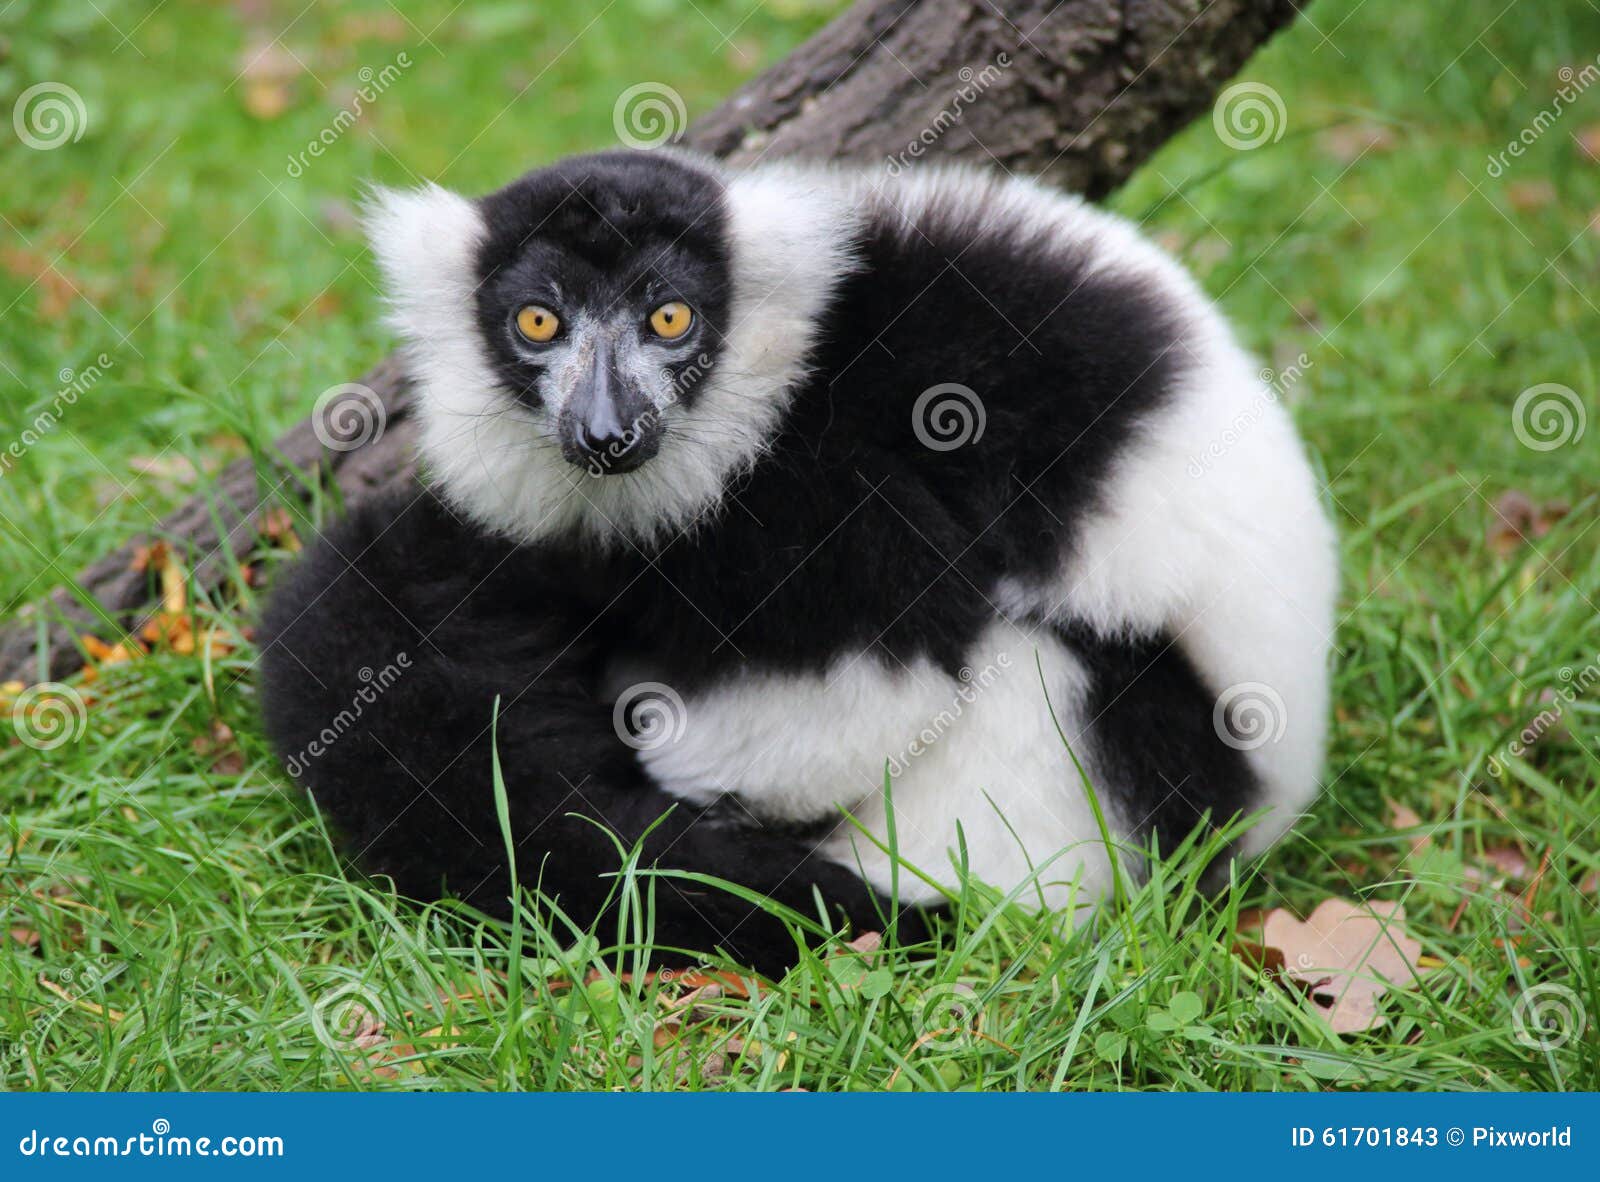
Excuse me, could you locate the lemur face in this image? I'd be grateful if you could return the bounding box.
[366,151,860,545]
[471,153,733,476]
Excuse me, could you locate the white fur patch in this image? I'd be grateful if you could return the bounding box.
[630,620,1115,912]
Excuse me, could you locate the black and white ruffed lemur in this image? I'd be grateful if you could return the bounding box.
[259,149,1337,975]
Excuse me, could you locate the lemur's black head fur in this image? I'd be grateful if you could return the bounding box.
[471,152,733,474]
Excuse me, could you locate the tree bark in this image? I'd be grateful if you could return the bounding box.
[0,0,1298,682]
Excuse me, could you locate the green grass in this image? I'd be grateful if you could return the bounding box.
[3,0,1598,1091]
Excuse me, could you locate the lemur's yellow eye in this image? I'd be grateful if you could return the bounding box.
[649,301,692,340]
[515,305,559,343]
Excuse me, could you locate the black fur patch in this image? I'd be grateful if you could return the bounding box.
[1053,621,1260,866]
[258,489,923,976]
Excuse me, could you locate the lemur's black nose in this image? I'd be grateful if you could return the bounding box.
[576,423,641,465]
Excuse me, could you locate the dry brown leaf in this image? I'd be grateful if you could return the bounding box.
[0,246,78,319]
[1480,845,1532,881]
[1258,898,1425,1035]
[193,719,245,776]
[127,455,198,484]
[81,633,146,677]
[1486,489,1537,556]
[1506,180,1557,212]
[1385,799,1430,858]
[258,506,301,550]
[1319,122,1397,163]
[237,40,301,120]
[1486,490,1569,556]
[127,547,236,661]
[846,929,884,964]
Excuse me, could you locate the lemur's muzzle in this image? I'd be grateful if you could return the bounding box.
[562,338,662,476]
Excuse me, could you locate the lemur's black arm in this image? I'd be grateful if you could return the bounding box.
[257,488,915,975]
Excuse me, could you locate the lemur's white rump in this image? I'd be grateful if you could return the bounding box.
[369,157,1338,909]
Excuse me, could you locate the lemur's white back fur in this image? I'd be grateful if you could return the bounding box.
[367,160,1337,910]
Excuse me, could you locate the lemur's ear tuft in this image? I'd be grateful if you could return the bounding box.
[360,183,484,339]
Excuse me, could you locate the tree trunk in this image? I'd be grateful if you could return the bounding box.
[0,0,1298,683]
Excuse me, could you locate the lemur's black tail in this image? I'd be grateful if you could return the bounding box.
[258,488,911,976]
